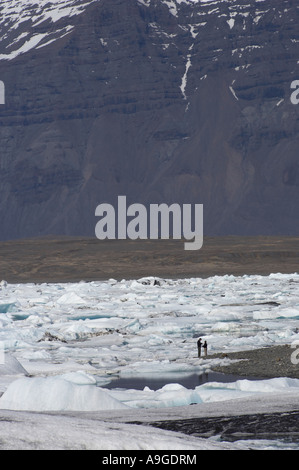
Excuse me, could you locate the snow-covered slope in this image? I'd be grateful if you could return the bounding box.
[0,0,97,60]
[0,0,278,61]
[0,0,294,66]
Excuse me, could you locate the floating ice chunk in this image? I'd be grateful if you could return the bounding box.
[194,377,299,403]
[0,355,28,377]
[57,292,85,305]
[154,383,202,407]
[0,376,128,411]
[21,350,51,361]
[233,377,299,393]
[109,382,202,409]
[0,303,18,314]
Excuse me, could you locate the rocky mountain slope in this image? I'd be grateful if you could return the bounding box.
[0,0,298,240]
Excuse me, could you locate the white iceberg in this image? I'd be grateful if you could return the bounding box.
[0,373,128,412]
[0,355,28,377]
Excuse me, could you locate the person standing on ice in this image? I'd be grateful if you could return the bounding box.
[203,340,208,357]
[197,338,202,357]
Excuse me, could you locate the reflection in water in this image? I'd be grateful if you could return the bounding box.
[197,372,209,385]
[104,371,251,391]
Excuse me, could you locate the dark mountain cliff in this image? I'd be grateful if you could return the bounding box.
[0,0,299,240]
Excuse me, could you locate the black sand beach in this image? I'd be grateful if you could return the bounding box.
[147,410,299,443]
[210,345,299,380]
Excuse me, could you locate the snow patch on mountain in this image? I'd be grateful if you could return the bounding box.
[0,0,97,61]
[0,0,276,62]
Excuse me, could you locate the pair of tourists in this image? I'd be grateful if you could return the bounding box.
[197,338,207,357]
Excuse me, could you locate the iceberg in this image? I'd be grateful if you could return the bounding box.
[0,355,28,377]
[0,373,128,412]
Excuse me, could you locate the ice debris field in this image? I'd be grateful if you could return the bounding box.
[0,273,299,415]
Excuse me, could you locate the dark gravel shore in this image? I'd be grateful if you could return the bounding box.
[148,410,299,443]
[210,344,299,379]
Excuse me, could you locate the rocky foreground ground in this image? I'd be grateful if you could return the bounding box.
[210,345,299,379]
[147,410,299,443]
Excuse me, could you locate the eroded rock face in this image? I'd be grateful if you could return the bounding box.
[0,0,298,240]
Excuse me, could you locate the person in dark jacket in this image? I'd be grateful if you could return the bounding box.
[197,338,202,357]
